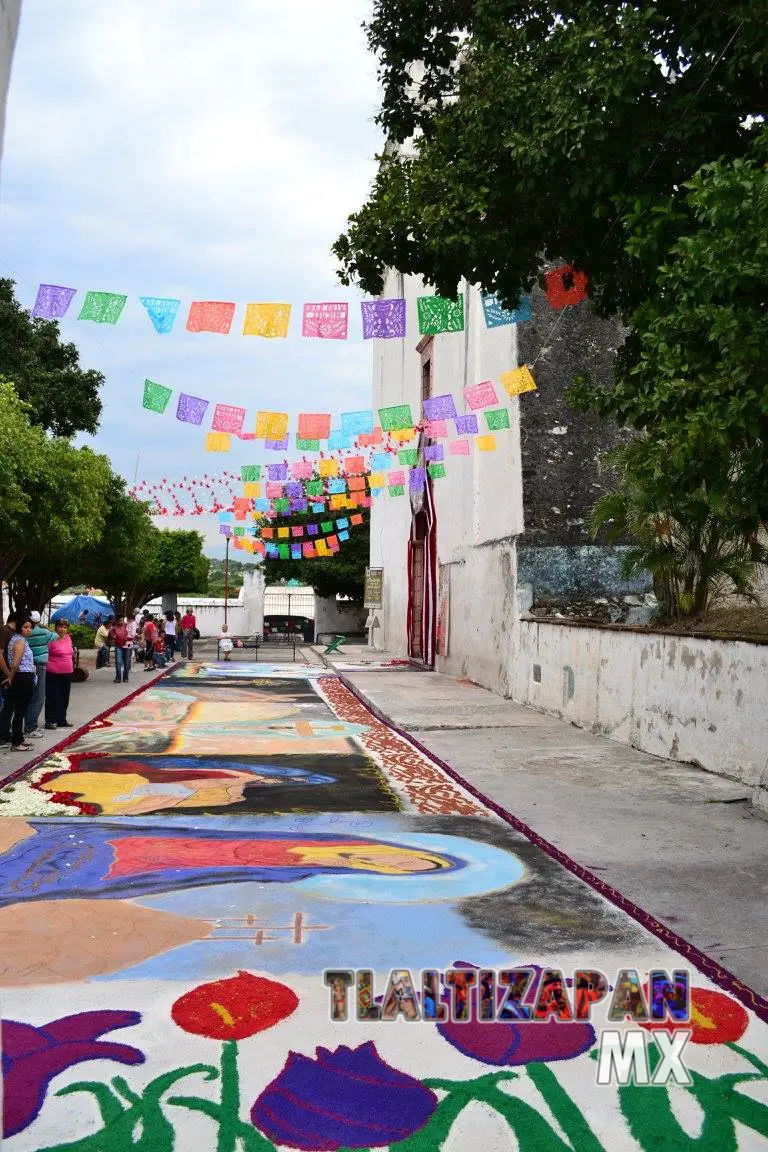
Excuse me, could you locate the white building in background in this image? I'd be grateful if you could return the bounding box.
[370,271,524,693]
[0,0,21,172]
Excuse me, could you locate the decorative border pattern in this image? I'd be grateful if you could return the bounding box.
[331,669,768,1025]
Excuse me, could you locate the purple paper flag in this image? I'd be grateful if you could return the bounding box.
[290,498,308,513]
[285,482,304,498]
[424,444,445,461]
[307,523,319,536]
[422,393,457,421]
[32,284,77,319]
[267,462,288,481]
[176,393,209,425]
[360,298,407,340]
[409,467,427,490]
[455,413,479,434]
[219,524,232,536]
[265,437,289,450]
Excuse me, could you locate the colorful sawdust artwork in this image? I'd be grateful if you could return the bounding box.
[0,663,766,1151]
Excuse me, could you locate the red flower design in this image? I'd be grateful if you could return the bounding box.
[172,971,298,1041]
[641,986,749,1046]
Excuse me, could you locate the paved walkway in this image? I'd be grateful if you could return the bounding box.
[0,658,766,1151]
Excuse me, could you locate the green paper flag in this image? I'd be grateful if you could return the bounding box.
[428,463,447,478]
[321,521,333,533]
[233,527,245,537]
[398,449,419,466]
[416,294,464,335]
[296,438,320,451]
[78,291,128,325]
[388,484,405,496]
[379,404,413,431]
[485,408,511,430]
[142,379,172,414]
[305,480,324,496]
[273,498,290,513]
[241,465,261,481]
[278,543,290,559]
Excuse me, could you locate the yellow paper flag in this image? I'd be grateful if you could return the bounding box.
[500,365,537,397]
[329,494,345,510]
[318,459,339,477]
[243,302,291,338]
[390,427,416,443]
[277,527,290,539]
[316,538,331,556]
[205,432,231,452]
[477,434,497,451]
[243,482,261,499]
[255,411,290,440]
[368,472,386,489]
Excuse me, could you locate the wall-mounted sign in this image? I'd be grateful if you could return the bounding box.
[364,567,383,608]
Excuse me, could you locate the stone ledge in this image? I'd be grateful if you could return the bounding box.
[520,613,768,646]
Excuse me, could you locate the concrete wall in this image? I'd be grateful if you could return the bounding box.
[512,618,768,786]
[0,0,21,172]
[314,595,367,639]
[370,270,523,693]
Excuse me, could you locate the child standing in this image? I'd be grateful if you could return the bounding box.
[218,624,233,661]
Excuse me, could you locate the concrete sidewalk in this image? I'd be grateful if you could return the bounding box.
[322,644,768,997]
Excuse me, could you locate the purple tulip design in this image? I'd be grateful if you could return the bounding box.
[437,961,595,1066]
[251,1041,437,1150]
[2,1010,145,1138]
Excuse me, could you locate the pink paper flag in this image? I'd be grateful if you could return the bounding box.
[212,403,246,434]
[291,461,314,479]
[424,419,449,438]
[265,482,284,498]
[186,301,236,334]
[302,302,349,340]
[388,469,406,486]
[298,412,332,439]
[303,542,315,558]
[465,380,499,409]
[449,439,471,455]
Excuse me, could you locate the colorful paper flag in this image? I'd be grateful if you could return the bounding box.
[428,463,446,479]
[481,292,532,328]
[341,410,375,437]
[302,302,348,340]
[295,438,320,451]
[398,449,418,466]
[388,469,406,486]
[277,527,290,539]
[285,482,304,499]
[350,514,364,526]
[335,518,349,529]
[205,432,231,452]
[357,427,383,446]
[545,265,588,308]
[266,482,284,498]
[449,439,470,456]
[328,429,352,450]
[298,413,332,440]
[500,366,537,397]
[465,380,499,409]
[142,379,172,414]
[186,301,236,334]
[424,420,448,439]
[360,298,406,340]
[366,472,385,489]
[343,455,366,475]
[319,459,339,477]
[424,444,444,461]
[243,302,291,338]
[255,411,289,440]
[78,291,127,325]
[327,478,347,494]
[423,393,458,421]
[266,438,289,450]
[338,529,350,541]
[219,524,232,536]
[241,465,261,482]
[388,485,405,497]
[255,498,271,512]
[305,480,324,496]
[261,527,274,539]
[291,461,314,479]
[176,393,209,425]
[140,296,180,334]
[416,294,464,335]
[267,462,288,481]
[477,434,497,451]
[303,542,315,558]
[212,403,246,434]
[348,475,366,491]
[485,408,511,430]
[292,526,304,538]
[379,404,413,432]
[454,414,479,434]
[291,498,308,513]
[316,538,330,556]
[278,543,290,559]
[409,467,427,490]
[390,427,416,443]
[32,284,76,319]
[371,452,395,471]
[243,482,261,498]
[327,534,340,551]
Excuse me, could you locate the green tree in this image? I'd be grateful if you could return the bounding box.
[112,528,209,615]
[69,478,156,614]
[0,378,47,596]
[262,514,369,600]
[0,278,104,436]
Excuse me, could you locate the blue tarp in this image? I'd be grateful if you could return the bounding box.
[51,595,113,627]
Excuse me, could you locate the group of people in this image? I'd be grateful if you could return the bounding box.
[94,607,198,678]
[0,611,76,752]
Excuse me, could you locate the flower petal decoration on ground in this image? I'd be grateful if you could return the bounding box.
[250,1041,438,1150]
[1,1010,145,1138]
[171,971,298,1041]
[640,986,749,1046]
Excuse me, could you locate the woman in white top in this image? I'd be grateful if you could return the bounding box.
[163,612,177,663]
[218,624,233,661]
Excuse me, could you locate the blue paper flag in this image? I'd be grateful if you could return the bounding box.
[255,498,271,512]
[371,452,394,472]
[327,478,347,494]
[311,502,325,512]
[481,292,532,328]
[341,410,375,437]
[140,296,181,334]
[328,429,353,450]
[335,518,349,529]
[338,530,350,541]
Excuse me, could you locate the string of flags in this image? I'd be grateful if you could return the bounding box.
[221,513,367,559]
[30,266,587,339]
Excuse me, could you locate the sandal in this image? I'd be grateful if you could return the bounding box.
[12,743,32,751]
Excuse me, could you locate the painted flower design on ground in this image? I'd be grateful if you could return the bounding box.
[251,1041,438,1150]
[640,986,749,1045]
[171,970,298,1040]
[1,1010,144,1138]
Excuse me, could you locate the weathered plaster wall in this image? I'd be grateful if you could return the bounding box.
[512,619,768,786]
[370,270,523,693]
[314,595,367,639]
[516,544,649,597]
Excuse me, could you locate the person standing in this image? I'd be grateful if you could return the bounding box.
[5,618,37,752]
[95,616,112,669]
[24,611,55,738]
[163,612,177,663]
[0,612,18,747]
[113,617,134,684]
[143,615,158,671]
[180,605,196,658]
[45,619,75,729]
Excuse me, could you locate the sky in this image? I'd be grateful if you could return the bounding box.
[0,0,382,554]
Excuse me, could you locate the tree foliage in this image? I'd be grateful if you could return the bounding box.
[0,279,104,436]
[262,514,370,600]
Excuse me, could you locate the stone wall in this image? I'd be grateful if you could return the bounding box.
[511,616,768,787]
[0,0,21,172]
